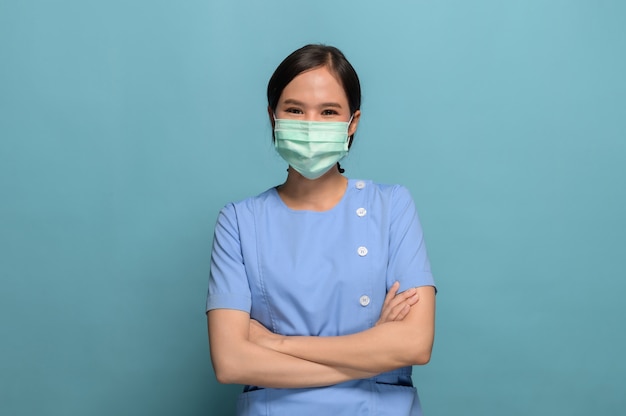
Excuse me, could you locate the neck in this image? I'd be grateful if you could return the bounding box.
[277,166,348,211]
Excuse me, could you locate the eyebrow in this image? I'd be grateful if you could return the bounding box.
[282,99,343,108]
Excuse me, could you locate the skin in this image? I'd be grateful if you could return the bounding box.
[208,65,436,388]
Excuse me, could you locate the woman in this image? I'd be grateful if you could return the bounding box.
[206,44,436,415]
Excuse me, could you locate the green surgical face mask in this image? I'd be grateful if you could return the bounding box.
[274,117,352,180]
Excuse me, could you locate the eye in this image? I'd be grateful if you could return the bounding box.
[322,109,339,116]
[285,107,303,114]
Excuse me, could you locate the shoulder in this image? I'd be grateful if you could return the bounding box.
[222,187,278,211]
[217,186,280,221]
[351,179,414,204]
[349,180,419,225]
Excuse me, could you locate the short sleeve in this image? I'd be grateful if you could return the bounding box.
[206,203,252,313]
[387,185,435,292]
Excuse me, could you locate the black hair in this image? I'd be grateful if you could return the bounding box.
[267,44,361,116]
[267,44,362,172]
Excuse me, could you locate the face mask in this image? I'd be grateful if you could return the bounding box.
[273,117,352,180]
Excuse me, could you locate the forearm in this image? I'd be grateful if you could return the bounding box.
[263,287,436,374]
[213,338,376,388]
[277,322,432,373]
[208,310,376,388]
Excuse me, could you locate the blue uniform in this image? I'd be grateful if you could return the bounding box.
[207,179,435,415]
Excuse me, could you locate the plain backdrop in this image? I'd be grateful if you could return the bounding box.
[1,1,625,415]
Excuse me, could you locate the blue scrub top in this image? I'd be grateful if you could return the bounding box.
[207,179,435,416]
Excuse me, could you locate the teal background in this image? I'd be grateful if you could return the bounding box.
[1,1,625,415]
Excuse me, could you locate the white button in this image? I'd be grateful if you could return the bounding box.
[357,246,368,256]
[359,295,371,307]
[356,207,367,217]
[355,181,366,189]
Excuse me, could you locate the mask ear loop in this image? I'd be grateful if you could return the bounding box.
[338,114,355,175]
[346,114,355,145]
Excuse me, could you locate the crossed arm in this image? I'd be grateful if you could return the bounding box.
[207,282,435,389]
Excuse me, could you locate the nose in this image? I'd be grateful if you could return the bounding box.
[304,113,322,122]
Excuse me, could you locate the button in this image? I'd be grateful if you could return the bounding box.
[359,295,371,307]
[355,181,366,189]
[356,207,367,217]
[357,246,368,256]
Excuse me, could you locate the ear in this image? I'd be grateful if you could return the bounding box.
[268,106,275,128]
[348,110,361,137]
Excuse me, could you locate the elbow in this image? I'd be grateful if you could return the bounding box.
[214,371,235,385]
[412,349,432,365]
[213,365,232,384]
[392,346,432,368]
[210,341,250,384]
[212,360,244,384]
[404,340,433,366]
[211,352,246,385]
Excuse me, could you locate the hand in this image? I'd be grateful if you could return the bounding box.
[375,281,419,326]
[249,319,281,350]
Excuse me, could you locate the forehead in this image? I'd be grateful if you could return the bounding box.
[280,66,348,103]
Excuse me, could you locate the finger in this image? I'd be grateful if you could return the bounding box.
[384,302,410,322]
[383,281,401,308]
[405,291,420,307]
[379,283,399,322]
[385,303,404,321]
[386,291,419,321]
[377,283,397,325]
[386,286,416,310]
[394,304,411,321]
[379,288,413,323]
